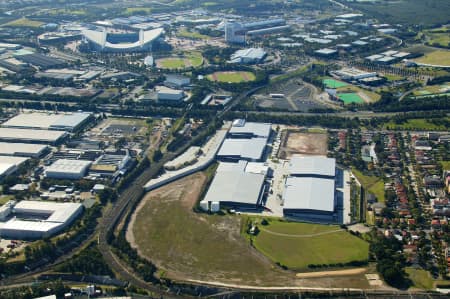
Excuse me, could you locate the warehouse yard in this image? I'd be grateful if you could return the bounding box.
[278,131,328,159]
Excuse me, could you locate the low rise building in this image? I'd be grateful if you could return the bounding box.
[45,159,92,179]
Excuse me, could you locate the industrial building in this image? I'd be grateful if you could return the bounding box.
[217,138,267,162]
[225,18,287,44]
[332,68,378,81]
[228,48,267,64]
[2,112,92,132]
[156,86,185,103]
[0,142,48,158]
[0,200,83,239]
[228,119,271,139]
[200,160,266,212]
[82,28,164,52]
[0,128,67,144]
[45,159,92,179]
[282,156,344,224]
[164,74,191,89]
[0,156,29,178]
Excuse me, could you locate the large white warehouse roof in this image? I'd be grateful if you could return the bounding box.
[217,138,266,161]
[229,119,271,138]
[289,155,336,177]
[0,142,48,157]
[45,159,92,179]
[283,177,335,212]
[203,161,265,206]
[0,128,67,143]
[2,112,91,131]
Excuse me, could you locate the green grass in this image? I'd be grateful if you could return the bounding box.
[250,219,369,270]
[440,161,450,170]
[347,0,450,26]
[406,268,434,290]
[177,29,209,40]
[130,173,294,285]
[159,57,186,69]
[207,71,256,83]
[323,78,348,88]
[124,7,152,15]
[2,17,44,28]
[383,118,450,131]
[0,195,14,205]
[157,52,203,69]
[338,93,364,104]
[352,169,385,203]
[414,50,450,66]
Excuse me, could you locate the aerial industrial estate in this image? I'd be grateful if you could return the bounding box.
[0,0,449,298]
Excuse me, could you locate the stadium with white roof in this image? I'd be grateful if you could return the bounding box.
[82,28,164,52]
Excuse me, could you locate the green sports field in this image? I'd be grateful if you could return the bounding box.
[338,93,364,104]
[156,52,203,69]
[323,78,348,88]
[207,71,256,83]
[249,219,369,270]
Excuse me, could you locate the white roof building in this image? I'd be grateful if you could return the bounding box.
[289,155,336,178]
[45,159,92,179]
[0,142,48,158]
[201,160,266,211]
[229,119,271,139]
[229,48,266,64]
[283,177,335,212]
[217,138,267,162]
[0,156,29,178]
[0,201,83,239]
[0,128,67,144]
[2,112,91,132]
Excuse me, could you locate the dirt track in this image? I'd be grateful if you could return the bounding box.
[296,268,367,278]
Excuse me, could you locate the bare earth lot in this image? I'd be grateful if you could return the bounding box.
[126,173,373,289]
[278,131,328,159]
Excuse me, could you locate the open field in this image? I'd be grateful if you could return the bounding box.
[124,7,152,15]
[249,219,369,270]
[440,161,450,171]
[278,131,327,159]
[177,28,209,40]
[406,268,434,290]
[156,52,203,69]
[127,173,294,285]
[348,0,450,26]
[338,93,364,104]
[2,17,44,28]
[323,78,348,89]
[336,85,381,103]
[352,169,385,203]
[382,118,450,131]
[127,173,371,288]
[412,83,450,97]
[414,50,450,66]
[207,71,256,83]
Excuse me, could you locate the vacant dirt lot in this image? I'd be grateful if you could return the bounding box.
[278,131,328,159]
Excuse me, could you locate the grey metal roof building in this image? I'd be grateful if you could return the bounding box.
[0,128,67,144]
[217,138,267,162]
[228,119,271,139]
[283,156,343,224]
[0,142,48,158]
[283,177,338,223]
[201,161,266,211]
[2,112,91,132]
[289,155,336,178]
